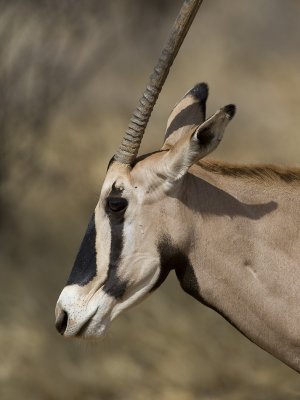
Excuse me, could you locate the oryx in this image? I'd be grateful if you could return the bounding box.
[55,0,300,373]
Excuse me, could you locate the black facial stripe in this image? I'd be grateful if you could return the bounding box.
[102,188,127,299]
[67,213,97,286]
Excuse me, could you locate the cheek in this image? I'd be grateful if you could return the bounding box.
[120,214,161,279]
[123,259,160,287]
[110,263,161,320]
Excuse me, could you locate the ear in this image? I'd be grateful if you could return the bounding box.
[162,82,208,150]
[159,104,236,183]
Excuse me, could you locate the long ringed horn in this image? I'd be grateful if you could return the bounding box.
[114,0,204,165]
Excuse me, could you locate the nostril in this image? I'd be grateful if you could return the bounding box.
[55,310,68,335]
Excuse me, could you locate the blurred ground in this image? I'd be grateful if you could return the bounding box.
[0,0,300,399]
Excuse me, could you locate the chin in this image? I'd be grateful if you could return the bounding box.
[76,325,108,340]
[73,313,111,340]
[56,272,159,339]
[73,292,148,340]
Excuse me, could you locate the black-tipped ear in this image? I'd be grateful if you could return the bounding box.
[195,104,236,150]
[164,82,209,143]
[189,82,208,118]
[222,104,236,120]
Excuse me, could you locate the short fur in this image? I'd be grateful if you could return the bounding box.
[199,160,300,183]
[56,82,300,374]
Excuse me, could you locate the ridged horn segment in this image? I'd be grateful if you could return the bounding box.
[114,0,204,165]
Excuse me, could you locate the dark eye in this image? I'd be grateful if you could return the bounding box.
[107,197,128,212]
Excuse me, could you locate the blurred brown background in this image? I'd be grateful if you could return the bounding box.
[1,1,300,399]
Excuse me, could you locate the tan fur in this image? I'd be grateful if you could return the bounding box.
[132,151,300,372]
[199,160,300,184]
[56,82,300,373]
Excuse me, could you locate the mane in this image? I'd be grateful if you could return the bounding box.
[198,160,300,184]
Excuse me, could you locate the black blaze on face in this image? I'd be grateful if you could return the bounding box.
[67,213,97,286]
[102,184,128,299]
[66,181,128,298]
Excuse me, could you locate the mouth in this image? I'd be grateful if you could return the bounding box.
[74,307,111,339]
[74,307,99,338]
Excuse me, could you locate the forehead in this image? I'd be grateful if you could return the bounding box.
[102,152,166,196]
[101,162,132,198]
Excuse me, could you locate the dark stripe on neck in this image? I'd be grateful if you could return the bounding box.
[156,234,246,336]
[150,235,174,292]
[102,189,127,298]
[67,213,97,286]
[155,234,199,297]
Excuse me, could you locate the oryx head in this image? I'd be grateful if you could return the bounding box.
[55,0,235,338]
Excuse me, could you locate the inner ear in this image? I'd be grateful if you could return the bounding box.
[158,104,236,184]
[163,82,208,148]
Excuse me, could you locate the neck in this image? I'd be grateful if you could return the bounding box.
[169,161,300,372]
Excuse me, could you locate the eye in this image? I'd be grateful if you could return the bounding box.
[107,197,128,213]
